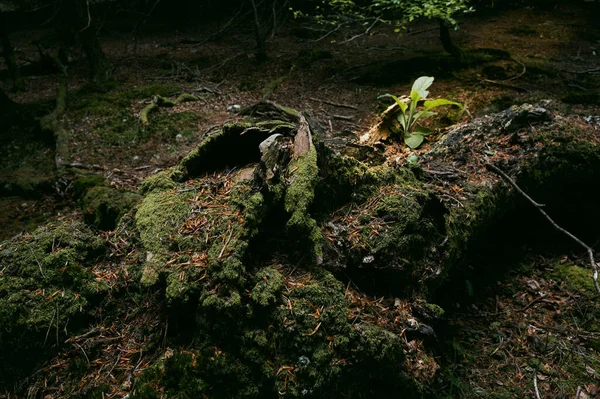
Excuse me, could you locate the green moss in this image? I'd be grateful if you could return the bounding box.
[285,145,323,258]
[251,267,285,306]
[0,222,106,385]
[72,175,107,199]
[134,266,420,398]
[140,170,178,194]
[72,83,181,117]
[549,263,596,297]
[422,302,445,318]
[81,186,141,230]
[135,190,191,286]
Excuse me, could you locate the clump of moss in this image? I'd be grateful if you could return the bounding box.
[81,186,141,230]
[133,267,420,398]
[251,267,285,306]
[71,174,107,199]
[549,262,596,297]
[140,170,178,194]
[285,145,323,259]
[135,190,192,287]
[0,222,106,385]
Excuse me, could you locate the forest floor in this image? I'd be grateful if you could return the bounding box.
[1,2,600,397]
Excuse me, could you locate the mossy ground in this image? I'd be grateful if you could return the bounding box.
[0,222,107,385]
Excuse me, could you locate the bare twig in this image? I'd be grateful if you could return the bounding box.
[486,164,544,207]
[80,0,91,32]
[333,114,354,121]
[571,67,600,74]
[308,97,357,110]
[342,18,380,44]
[74,343,90,366]
[487,163,600,295]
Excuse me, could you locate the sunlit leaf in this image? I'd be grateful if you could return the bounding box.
[411,76,434,99]
[423,98,463,112]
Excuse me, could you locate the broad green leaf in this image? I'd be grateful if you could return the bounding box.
[413,126,434,136]
[410,90,422,107]
[404,133,424,149]
[412,110,437,124]
[397,112,407,131]
[411,76,434,99]
[378,93,408,113]
[423,98,463,112]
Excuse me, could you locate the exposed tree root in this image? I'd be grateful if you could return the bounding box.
[139,93,201,126]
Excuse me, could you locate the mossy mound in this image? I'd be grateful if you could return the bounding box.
[0,222,107,385]
[133,267,420,399]
[82,186,142,230]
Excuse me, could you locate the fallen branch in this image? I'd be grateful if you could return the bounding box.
[308,97,358,110]
[332,114,354,121]
[487,163,600,295]
[59,162,106,171]
[139,94,201,126]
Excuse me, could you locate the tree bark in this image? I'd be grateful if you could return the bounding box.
[0,85,15,110]
[61,0,111,82]
[438,19,465,61]
[0,13,25,91]
[249,0,267,61]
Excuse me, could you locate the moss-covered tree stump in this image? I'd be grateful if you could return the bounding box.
[1,102,600,398]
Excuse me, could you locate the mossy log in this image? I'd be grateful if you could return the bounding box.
[139,93,201,126]
[2,102,600,398]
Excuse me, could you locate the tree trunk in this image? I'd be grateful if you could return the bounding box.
[249,0,267,61]
[0,85,14,110]
[61,0,110,82]
[438,19,465,61]
[0,13,25,91]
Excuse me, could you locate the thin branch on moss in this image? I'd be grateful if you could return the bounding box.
[486,163,600,295]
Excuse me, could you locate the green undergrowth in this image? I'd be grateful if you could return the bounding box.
[69,82,202,146]
[0,222,107,386]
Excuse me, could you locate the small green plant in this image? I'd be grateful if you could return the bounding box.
[379,76,465,149]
